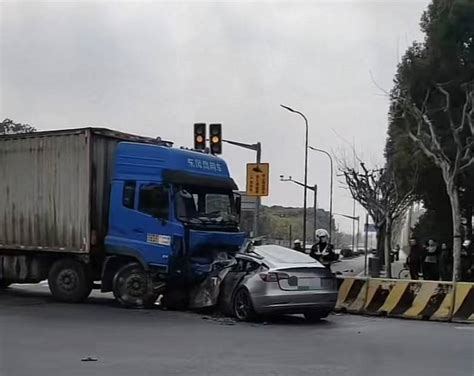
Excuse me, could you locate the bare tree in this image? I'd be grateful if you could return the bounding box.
[341,162,415,277]
[402,82,474,282]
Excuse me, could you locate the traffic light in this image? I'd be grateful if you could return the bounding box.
[194,123,206,150]
[209,123,222,154]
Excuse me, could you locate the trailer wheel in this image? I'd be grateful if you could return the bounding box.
[113,262,158,309]
[48,259,92,303]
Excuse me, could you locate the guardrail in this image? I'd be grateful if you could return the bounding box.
[335,276,474,323]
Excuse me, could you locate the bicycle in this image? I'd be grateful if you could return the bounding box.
[398,266,411,279]
[397,263,423,280]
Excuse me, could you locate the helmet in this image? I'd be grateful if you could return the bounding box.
[463,239,471,247]
[315,229,329,239]
[294,239,301,244]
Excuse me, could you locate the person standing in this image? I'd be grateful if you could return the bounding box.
[392,244,401,262]
[293,239,304,253]
[439,242,453,281]
[310,229,337,269]
[407,238,423,280]
[423,239,440,280]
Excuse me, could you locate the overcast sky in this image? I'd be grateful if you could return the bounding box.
[0,0,430,233]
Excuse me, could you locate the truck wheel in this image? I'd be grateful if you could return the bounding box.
[113,262,158,309]
[48,259,92,303]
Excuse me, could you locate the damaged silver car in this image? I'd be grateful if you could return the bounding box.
[218,244,338,322]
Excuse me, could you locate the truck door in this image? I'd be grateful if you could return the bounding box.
[110,181,181,269]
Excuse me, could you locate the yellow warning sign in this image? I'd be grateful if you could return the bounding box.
[246,163,270,197]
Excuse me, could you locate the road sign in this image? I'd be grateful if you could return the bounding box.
[246,163,269,197]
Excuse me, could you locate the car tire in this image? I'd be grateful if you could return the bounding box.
[113,262,158,309]
[232,287,256,321]
[48,259,93,303]
[304,310,329,322]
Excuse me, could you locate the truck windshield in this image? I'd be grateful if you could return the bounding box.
[175,186,237,225]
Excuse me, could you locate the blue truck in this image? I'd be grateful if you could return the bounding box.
[0,128,246,308]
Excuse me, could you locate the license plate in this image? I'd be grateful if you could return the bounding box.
[298,278,320,289]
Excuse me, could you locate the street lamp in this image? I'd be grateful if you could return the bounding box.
[309,146,334,241]
[280,175,317,245]
[280,105,309,250]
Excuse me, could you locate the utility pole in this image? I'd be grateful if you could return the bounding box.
[223,139,261,237]
[308,147,334,241]
[313,184,318,244]
[364,213,369,276]
[280,176,317,247]
[281,105,309,250]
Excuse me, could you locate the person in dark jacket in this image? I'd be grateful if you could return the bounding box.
[439,242,453,281]
[310,229,337,268]
[407,237,423,280]
[423,239,440,280]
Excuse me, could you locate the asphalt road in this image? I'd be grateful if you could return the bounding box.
[332,255,367,276]
[1,284,473,376]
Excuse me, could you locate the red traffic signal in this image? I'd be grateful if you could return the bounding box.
[194,123,206,150]
[209,123,222,154]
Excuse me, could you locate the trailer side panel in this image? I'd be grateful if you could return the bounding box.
[0,131,90,253]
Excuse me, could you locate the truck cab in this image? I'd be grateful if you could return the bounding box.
[103,142,246,307]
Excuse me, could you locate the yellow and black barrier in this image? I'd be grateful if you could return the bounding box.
[335,276,473,323]
[451,282,474,323]
[335,277,368,314]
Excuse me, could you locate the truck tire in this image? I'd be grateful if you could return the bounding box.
[48,259,93,303]
[113,262,158,309]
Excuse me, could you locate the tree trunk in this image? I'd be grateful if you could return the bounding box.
[384,215,392,278]
[447,183,462,282]
[376,227,385,262]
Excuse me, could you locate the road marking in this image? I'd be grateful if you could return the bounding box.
[454,326,474,331]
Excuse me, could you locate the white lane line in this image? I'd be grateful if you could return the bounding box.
[454,326,474,331]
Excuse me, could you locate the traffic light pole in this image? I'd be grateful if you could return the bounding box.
[223,139,262,237]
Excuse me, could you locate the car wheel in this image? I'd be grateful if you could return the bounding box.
[113,262,158,309]
[304,310,329,322]
[48,259,93,303]
[233,287,256,321]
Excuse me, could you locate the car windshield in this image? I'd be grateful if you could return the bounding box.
[175,186,237,225]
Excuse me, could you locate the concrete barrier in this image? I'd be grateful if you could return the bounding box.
[363,279,455,321]
[451,282,474,323]
[335,277,368,314]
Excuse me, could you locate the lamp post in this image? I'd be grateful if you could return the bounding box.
[309,146,334,242]
[281,105,309,250]
[280,176,317,246]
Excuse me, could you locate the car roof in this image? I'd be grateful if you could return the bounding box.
[252,244,324,268]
